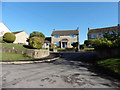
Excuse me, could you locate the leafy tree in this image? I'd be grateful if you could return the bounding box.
[29,32,45,38]
[29,37,44,49]
[3,32,16,43]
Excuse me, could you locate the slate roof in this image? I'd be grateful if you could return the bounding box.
[88,26,120,33]
[51,30,79,36]
[45,37,51,43]
[12,31,24,34]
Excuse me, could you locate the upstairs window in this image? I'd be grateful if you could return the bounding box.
[70,35,76,38]
[101,33,105,37]
[91,33,98,38]
[54,35,60,38]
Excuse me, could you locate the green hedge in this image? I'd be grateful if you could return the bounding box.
[92,36,120,50]
[3,32,16,43]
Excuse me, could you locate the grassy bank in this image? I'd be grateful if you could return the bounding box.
[97,58,120,75]
[2,43,28,50]
[0,52,33,61]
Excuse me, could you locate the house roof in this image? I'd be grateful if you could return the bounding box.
[51,30,79,36]
[12,31,24,34]
[88,26,120,33]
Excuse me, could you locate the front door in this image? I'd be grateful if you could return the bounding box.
[62,42,67,48]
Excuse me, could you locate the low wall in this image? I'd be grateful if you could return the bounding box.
[96,47,120,59]
[2,47,50,59]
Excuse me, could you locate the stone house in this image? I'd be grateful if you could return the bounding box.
[13,31,29,45]
[0,22,11,37]
[88,25,120,40]
[51,29,79,48]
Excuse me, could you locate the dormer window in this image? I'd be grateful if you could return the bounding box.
[70,35,76,38]
[54,35,60,38]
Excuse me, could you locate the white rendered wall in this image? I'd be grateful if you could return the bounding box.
[0,22,11,37]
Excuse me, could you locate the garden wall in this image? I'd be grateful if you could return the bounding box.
[2,47,50,59]
[96,47,120,59]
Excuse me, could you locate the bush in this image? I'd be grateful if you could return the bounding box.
[49,43,56,49]
[92,38,113,49]
[71,42,78,48]
[29,37,44,49]
[84,40,93,47]
[80,44,85,49]
[29,32,45,38]
[3,32,16,43]
[113,36,120,47]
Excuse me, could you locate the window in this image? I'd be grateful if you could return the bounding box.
[54,42,59,47]
[46,43,49,46]
[91,33,98,38]
[70,35,76,38]
[101,33,105,37]
[54,35,60,38]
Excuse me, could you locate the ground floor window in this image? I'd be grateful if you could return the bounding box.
[54,42,60,47]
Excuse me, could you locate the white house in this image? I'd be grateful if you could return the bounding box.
[0,22,11,37]
[13,31,29,45]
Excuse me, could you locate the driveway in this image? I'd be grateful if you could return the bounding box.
[1,58,120,88]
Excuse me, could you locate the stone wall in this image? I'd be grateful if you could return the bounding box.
[2,47,50,59]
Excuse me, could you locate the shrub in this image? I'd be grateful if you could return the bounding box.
[29,32,45,38]
[3,32,16,43]
[49,43,56,49]
[92,38,113,49]
[84,40,93,47]
[29,37,44,49]
[71,42,78,48]
[113,36,120,47]
[80,44,85,49]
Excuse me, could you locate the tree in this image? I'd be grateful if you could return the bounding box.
[29,32,45,38]
[3,32,16,43]
[29,37,44,49]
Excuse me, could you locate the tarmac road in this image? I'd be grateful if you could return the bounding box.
[1,58,120,88]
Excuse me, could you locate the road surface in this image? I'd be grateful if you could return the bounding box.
[1,58,120,88]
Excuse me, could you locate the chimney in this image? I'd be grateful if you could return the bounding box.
[88,28,90,31]
[76,26,79,30]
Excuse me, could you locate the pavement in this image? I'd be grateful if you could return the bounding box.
[1,58,120,88]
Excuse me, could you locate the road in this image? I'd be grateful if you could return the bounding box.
[1,58,120,88]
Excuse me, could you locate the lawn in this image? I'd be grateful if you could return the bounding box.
[97,58,120,74]
[0,52,33,61]
[84,48,94,50]
[2,43,29,50]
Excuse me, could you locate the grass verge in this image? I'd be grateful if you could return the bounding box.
[97,58,120,75]
[2,43,28,50]
[0,52,33,61]
[84,48,94,50]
